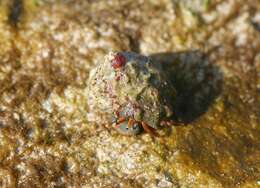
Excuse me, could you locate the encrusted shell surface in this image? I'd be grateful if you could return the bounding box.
[86,52,176,129]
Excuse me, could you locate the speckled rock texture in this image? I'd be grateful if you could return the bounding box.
[0,0,259,187]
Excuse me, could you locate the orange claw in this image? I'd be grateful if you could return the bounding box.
[115,117,127,128]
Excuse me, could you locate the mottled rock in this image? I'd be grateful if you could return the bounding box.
[0,0,259,187]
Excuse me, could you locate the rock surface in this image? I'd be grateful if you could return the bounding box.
[0,0,259,187]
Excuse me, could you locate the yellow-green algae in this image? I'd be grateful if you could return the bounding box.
[0,0,259,187]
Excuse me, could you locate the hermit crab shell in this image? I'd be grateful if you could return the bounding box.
[86,52,176,129]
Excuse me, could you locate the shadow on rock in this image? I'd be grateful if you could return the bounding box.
[150,50,223,124]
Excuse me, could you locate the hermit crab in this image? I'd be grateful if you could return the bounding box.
[86,52,176,135]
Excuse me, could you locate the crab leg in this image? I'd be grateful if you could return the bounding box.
[160,120,185,126]
[160,120,174,126]
[141,122,159,136]
[127,118,135,128]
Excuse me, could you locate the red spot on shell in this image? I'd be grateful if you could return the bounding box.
[111,53,126,69]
